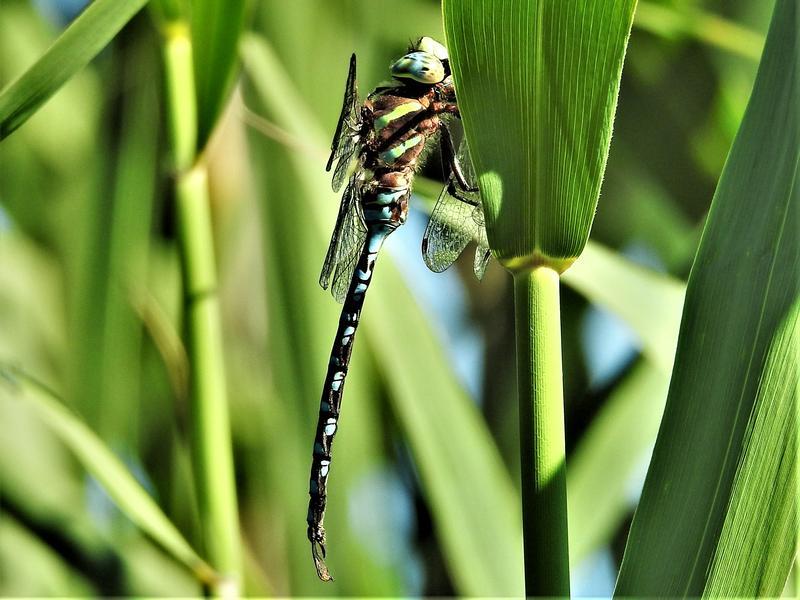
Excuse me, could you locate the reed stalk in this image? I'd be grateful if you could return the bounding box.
[513,266,570,597]
[161,20,241,597]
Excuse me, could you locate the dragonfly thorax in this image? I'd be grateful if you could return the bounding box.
[364,93,440,177]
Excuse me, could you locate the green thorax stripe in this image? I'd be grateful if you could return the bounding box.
[373,101,424,131]
[379,134,423,163]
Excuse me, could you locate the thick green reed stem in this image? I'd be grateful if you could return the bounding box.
[162,23,241,596]
[513,266,570,597]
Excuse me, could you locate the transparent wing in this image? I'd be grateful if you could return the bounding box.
[422,139,488,275]
[320,174,366,300]
[471,195,491,280]
[474,245,491,280]
[326,53,363,192]
[331,134,361,193]
[422,179,481,273]
[331,214,367,303]
[331,220,367,304]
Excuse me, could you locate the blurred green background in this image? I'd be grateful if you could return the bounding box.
[0,0,783,596]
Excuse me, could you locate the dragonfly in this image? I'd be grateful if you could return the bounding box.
[307,37,490,582]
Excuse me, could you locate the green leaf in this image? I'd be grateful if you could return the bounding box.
[69,34,159,442]
[0,0,148,140]
[704,300,798,595]
[0,366,215,587]
[192,0,246,150]
[0,514,93,596]
[615,0,799,595]
[443,0,637,270]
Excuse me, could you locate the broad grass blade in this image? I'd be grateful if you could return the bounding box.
[704,300,798,595]
[443,0,637,269]
[615,0,799,594]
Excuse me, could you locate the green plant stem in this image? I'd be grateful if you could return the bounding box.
[513,266,570,597]
[162,22,196,170]
[162,22,241,596]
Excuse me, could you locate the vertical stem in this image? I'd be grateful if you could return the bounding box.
[162,22,241,596]
[161,24,196,171]
[513,266,570,597]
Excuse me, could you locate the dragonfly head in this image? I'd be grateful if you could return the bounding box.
[391,37,450,85]
[415,37,449,62]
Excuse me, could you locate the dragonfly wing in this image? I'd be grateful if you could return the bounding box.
[331,134,361,193]
[327,53,363,192]
[422,177,481,273]
[318,174,366,304]
[320,174,363,293]
[471,198,491,280]
[422,134,484,273]
[453,126,478,190]
[473,245,491,280]
[331,194,367,303]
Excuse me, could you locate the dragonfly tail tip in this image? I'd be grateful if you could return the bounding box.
[311,540,334,582]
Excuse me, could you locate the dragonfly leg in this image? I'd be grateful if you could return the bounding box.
[440,122,479,193]
[446,179,479,206]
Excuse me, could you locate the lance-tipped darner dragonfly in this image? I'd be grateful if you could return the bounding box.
[308,37,491,581]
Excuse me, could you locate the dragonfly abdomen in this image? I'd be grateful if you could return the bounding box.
[361,178,411,228]
[307,230,388,581]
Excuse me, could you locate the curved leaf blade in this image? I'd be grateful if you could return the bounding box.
[192,0,246,150]
[705,300,798,596]
[0,0,148,140]
[0,366,215,586]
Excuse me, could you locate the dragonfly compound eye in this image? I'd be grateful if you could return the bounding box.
[391,51,445,84]
[415,36,449,61]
